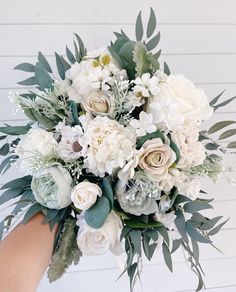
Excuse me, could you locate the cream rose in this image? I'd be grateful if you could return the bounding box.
[77,211,123,256]
[71,182,102,210]
[139,138,176,181]
[147,74,213,130]
[83,91,114,115]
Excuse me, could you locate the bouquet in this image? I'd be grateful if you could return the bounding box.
[0,8,235,291]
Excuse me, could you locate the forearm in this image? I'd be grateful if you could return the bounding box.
[0,212,57,292]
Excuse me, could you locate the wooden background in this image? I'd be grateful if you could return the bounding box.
[0,0,236,291]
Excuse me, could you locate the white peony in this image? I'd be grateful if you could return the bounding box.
[84,116,135,177]
[15,128,57,173]
[71,182,102,210]
[172,123,206,170]
[31,164,73,209]
[77,211,123,256]
[129,111,156,137]
[147,74,213,130]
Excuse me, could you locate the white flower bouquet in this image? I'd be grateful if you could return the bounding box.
[0,8,235,291]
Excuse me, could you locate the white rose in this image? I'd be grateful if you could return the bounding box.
[77,211,123,256]
[85,116,135,177]
[83,90,114,115]
[178,177,201,200]
[31,164,73,209]
[147,74,213,130]
[172,123,206,169]
[139,138,176,181]
[15,128,57,173]
[71,182,102,210]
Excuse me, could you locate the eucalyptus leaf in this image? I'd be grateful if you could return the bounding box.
[164,62,171,75]
[0,143,10,156]
[147,8,156,38]
[35,62,53,91]
[55,53,66,80]
[205,143,219,150]
[124,219,162,229]
[184,200,213,214]
[208,218,229,236]
[22,203,44,224]
[66,46,76,64]
[218,129,236,140]
[0,188,23,205]
[191,239,200,264]
[85,196,110,229]
[0,124,31,135]
[0,155,18,174]
[162,242,173,272]
[74,33,86,58]
[18,76,36,86]
[209,90,225,106]
[213,96,236,111]
[157,226,169,246]
[135,11,143,41]
[38,51,52,73]
[0,136,7,141]
[14,63,35,72]
[101,177,114,209]
[153,49,162,60]
[146,32,160,51]
[186,222,211,243]
[175,210,189,243]
[1,175,32,190]
[200,216,223,231]
[129,230,142,256]
[208,120,236,134]
[227,141,236,148]
[67,100,80,125]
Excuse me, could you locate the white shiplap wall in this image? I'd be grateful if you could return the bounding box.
[0,1,236,291]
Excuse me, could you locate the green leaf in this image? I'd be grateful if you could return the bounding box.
[0,136,7,141]
[55,53,66,80]
[74,33,86,58]
[22,203,44,224]
[66,46,76,64]
[213,96,236,111]
[135,11,143,41]
[101,177,114,209]
[85,196,110,229]
[175,210,188,243]
[169,187,179,209]
[147,8,157,38]
[208,120,236,134]
[157,225,169,246]
[162,242,173,272]
[38,51,52,73]
[164,62,171,75]
[48,219,81,282]
[186,222,211,243]
[209,90,225,106]
[136,130,165,149]
[169,138,180,163]
[133,42,153,76]
[14,63,35,72]
[73,41,80,62]
[0,189,23,205]
[184,200,213,214]
[107,46,124,68]
[191,239,200,264]
[146,32,160,51]
[35,62,53,91]
[0,155,18,174]
[200,216,223,231]
[1,175,32,190]
[205,143,219,150]
[124,219,162,229]
[18,76,36,86]
[67,100,80,125]
[218,129,236,140]
[153,49,162,60]
[145,229,158,241]
[174,195,191,205]
[0,143,10,156]
[0,124,31,135]
[208,218,229,236]
[129,230,142,256]
[227,141,236,149]
[171,239,182,254]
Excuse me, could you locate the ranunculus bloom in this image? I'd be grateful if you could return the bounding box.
[138,138,176,181]
[83,90,114,116]
[71,181,102,210]
[31,164,73,209]
[146,74,213,130]
[77,211,123,256]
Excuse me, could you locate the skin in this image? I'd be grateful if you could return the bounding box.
[0,212,57,292]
